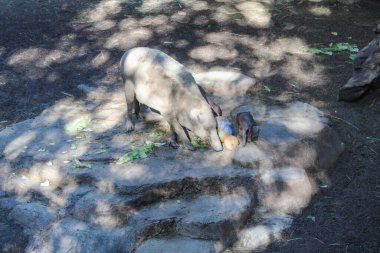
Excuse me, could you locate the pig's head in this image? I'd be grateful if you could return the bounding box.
[189,103,223,152]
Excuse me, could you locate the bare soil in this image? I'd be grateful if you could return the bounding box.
[0,0,379,252]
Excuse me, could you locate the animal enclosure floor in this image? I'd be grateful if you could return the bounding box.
[0,0,379,252]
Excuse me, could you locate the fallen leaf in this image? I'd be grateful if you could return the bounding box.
[116,141,156,164]
[331,32,338,36]
[64,117,91,134]
[72,159,92,169]
[93,149,107,154]
[263,84,272,92]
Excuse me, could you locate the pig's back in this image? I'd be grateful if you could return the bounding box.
[121,47,201,114]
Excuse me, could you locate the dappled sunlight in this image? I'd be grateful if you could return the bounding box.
[91,50,111,67]
[4,131,36,160]
[189,44,239,62]
[0,0,358,252]
[308,6,332,16]
[236,0,272,28]
[105,28,153,50]
[78,0,122,23]
[280,54,325,85]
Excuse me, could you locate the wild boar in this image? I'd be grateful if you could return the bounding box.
[120,47,223,151]
[198,85,222,116]
[235,112,260,146]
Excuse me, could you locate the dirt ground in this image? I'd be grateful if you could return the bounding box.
[0,0,379,252]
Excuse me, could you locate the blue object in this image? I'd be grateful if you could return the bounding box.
[219,117,234,135]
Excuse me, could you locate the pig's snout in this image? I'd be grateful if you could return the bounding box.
[210,131,223,151]
[240,129,248,147]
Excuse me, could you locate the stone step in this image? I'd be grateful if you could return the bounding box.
[129,193,253,244]
[25,218,134,253]
[135,236,219,253]
[4,147,258,210]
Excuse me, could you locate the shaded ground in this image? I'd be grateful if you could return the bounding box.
[0,0,379,252]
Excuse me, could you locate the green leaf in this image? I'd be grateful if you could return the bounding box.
[349,54,356,61]
[70,144,77,150]
[331,32,338,36]
[93,149,107,154]
[72,159,92,169]
[321,51,333,55]
[263,84,271,92]
[64,117,91,134]
[149,130,162,137]
[116,141,155,164]
[191,137,209,149]
[303,42,358,56]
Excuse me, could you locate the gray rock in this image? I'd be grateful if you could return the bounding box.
[0,196,19,212]
[136,237,218,253]
[231,102,344,171]
[232,213,293,252]
[0,91,10,105]
[130,194,252,241]
[337,0,360,4]
[232,144,273,169]
[0,222,28,253]
[77,83,96,93]
[258,167,315,214]
[61,185,94,210]
[73,191,137,227]
[25,218,134,253]
[193,72,256,97]
[8,202,58,235]
[0,189,6,198]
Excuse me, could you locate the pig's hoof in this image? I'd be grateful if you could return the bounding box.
[184,142,196,151]
[126,122,135,132]
[170,141,179,149]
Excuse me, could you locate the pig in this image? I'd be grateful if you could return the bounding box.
[339,34,380,101]
[235,112,260,146]
[120,47,223,151]
[198,85,222,116]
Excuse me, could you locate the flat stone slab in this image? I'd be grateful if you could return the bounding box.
[129,194,252,241]
[25,218,134,253]
[136,237,218,253]
[73,191,138,227]
[8,203,58,236]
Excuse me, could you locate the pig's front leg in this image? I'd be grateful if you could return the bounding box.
[170,119,195,151]
[124,87,139,132]
[169,129,179,149]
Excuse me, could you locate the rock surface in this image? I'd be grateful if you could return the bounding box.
[25,218,133,253]
[129,194,252,242]
[231,102,344,172]
[8,203,58,235]
[0,72,343,252]
[136,237,218,253]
